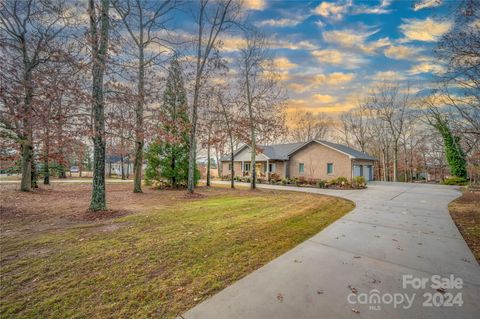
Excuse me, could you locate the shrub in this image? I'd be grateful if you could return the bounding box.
[336,176,348,185]
[353,176,366,188]
[441,176,468,186]
[270,173,281,182]
[317,179,327,188]
[281,178,288,185]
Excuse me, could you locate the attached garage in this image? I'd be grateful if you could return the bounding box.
[353,164,373,181]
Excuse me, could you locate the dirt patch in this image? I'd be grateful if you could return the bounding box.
[449,189,480,263]
[80,209,132,221]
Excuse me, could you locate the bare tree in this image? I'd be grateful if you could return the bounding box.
[112,0,176,193]
[340,101,370,152]
[0,0,72,191]
[366,82,411,182]
[289,111,332,143]
[237,30,286,189]
[187,0,240,194]
[88,0,110,211]
[436,0,480,138]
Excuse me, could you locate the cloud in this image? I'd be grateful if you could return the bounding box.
[314,72,356,85]
[413,0,442,11]
[288,72,356,94]
[384,45,420,60]
[399,17,452,42]
[312,94,337,103]
[314,1,350,20]
[273,57,297,70]
[353,0,392,15]
[256,17,303,27]
[408,62,445,74]
[322,29,390,54]
[286,98,356,114]
[244,0,266,10]
[270,37,317,50]
[218,36,246,51]
[369,70,406,81]
[311,49,367,68]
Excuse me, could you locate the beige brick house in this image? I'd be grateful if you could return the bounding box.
[220,140,376,181]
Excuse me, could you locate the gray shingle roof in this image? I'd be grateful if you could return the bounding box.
[315,140,376,160]
[259,142,306,160]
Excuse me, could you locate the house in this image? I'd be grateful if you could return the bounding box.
[220,140,376,182]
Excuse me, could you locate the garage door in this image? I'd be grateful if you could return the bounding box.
[363,165,373,181]
[353,165,362,177]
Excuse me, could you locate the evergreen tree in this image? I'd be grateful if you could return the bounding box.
[145,57,199,187]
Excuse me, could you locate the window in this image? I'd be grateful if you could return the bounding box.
[244,163,250,171]
[327,163,334,174]
[299,163,304,174]
[228,163,232,171]
[269,163,276,172]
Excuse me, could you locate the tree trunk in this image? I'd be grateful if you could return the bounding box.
[43,156,49,185]
[20,68,34,192]
[31,159,38,188]
[382,149,387,182]
[230,150,234,189]
[393,143,398,182]
[133,43,144,193]
[206,128,211,187]
[121,154,125,180]
[187,84,200,193]
[89,0,110,211]
[215,147,221,178]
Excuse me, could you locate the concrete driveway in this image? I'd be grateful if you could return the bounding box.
[181,181,480,319]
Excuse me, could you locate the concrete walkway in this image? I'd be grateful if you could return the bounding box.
[181,181,480,319]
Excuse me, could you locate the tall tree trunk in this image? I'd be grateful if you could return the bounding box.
[121,154,125,180]
[382,149,387,182]
[133,42,144,193]
[89,0,110,211]
[215,147,221,178]
[206,127,211,187]
[393,143,398,182]
[20,69,33,191]
[43,128,49,185]
[31,159,38,188]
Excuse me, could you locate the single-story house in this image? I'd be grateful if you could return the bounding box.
[220,140,376,181]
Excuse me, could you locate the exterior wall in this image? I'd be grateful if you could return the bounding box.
[234,147,269,161]
[221,161,242,177]
[288,142,352,181]
[220,160,286,178]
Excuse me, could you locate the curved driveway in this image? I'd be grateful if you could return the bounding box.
[181,181,480,319]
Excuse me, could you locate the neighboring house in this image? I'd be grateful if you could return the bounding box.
[106,155,135,177]
[220,140,376,181]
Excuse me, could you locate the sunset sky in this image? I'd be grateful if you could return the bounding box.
[194,0,452,116]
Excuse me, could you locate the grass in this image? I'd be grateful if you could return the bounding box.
[0,184,354,318]
[449,188,480,263]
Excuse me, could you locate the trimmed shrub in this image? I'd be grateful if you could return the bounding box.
[317,179,327,188]
[353,176,366,188]
[441,176,468,186]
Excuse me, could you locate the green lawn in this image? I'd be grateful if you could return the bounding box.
[0,184,354,318]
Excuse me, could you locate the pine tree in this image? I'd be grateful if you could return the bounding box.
[145,58,199,187]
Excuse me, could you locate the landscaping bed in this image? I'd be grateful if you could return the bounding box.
[222,175,367,190]
[0,183,354,318]
[448,187,480,263]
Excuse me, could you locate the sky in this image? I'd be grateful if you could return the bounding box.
[203,0,452,117]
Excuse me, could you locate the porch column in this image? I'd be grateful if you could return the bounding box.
[266,159,270,181]
[241,161,244,176]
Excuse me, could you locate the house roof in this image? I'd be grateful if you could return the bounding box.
[314,140,376,160]
[221,140,376,161]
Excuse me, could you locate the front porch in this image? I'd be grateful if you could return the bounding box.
[224,160,286,181]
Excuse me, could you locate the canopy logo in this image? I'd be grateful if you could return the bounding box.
[347,274,464,311]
